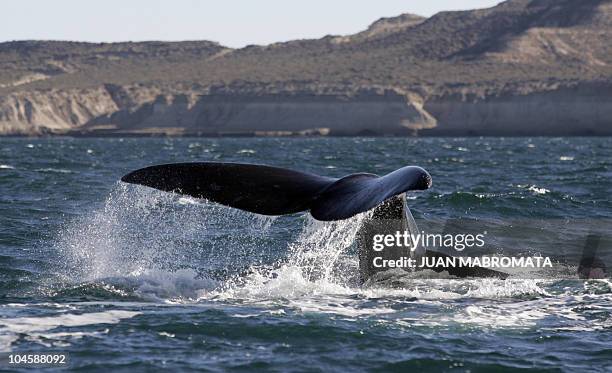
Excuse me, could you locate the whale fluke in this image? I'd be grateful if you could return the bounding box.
[121,162,508,282]
[121,162,432,221]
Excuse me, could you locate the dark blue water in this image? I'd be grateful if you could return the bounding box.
[0,137,611,372]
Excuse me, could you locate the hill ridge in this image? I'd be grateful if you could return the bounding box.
[0,0,611,136]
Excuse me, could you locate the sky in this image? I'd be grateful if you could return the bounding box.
[1,0,502,48]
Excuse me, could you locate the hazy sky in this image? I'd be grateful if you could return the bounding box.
[1,0,502,48]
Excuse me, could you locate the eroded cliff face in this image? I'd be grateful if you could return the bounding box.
[424,82,612,135]
[0,87,437,136]
[1,82,611,136]
[0,88,118,135]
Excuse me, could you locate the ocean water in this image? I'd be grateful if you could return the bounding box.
[0,137,610,372]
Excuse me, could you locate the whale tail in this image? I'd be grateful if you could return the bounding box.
[121,162,507,282]
[121,162,432,221]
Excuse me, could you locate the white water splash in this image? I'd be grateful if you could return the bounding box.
[288,215,367,284]
[51,183,611,332]
[54,183,275,298]
[528,185,550,195]
[211,213,368,301]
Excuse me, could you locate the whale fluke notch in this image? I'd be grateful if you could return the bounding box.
[121,162,432,221]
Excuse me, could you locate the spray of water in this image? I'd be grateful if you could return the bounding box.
[216,213,368,301]
[53,183,557,305]
[54,183,279,297]
[288,215,367,283]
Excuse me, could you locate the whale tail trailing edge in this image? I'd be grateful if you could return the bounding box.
[121,162,432,221]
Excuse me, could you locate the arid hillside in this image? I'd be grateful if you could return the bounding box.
[1,0,611,136]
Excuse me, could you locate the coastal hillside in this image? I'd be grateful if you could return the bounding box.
[1,0,611,136]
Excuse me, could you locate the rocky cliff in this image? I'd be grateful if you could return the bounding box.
[1,0,611,136]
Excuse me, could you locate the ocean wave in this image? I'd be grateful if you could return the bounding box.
[35,168,73,174]
[0,309,139,352]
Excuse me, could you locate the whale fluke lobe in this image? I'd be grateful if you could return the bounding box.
[121,162,334,216]
[310,166,432,221]
[121,162,432,221]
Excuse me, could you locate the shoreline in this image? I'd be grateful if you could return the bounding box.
[2,133,611,138]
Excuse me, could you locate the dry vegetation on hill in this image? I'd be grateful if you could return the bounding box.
[1,0,611,135]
